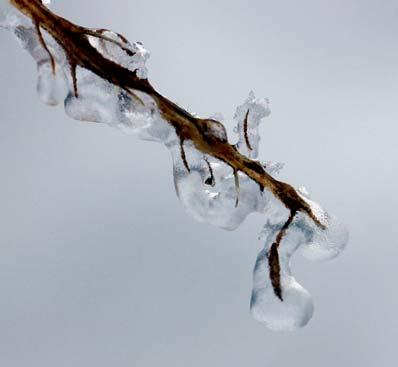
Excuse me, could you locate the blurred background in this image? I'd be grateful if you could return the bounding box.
[0,0,397,366]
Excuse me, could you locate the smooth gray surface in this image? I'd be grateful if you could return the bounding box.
[0,0,397,366]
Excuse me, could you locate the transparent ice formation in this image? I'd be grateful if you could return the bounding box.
[1,2,348,331]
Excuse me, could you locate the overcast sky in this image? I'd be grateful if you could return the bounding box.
[0,1,397,366]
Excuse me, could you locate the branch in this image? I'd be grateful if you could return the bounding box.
[9,0,325,232]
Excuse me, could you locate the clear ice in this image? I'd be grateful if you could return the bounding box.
[0,1,348,331]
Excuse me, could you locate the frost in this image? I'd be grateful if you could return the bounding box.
[0,7,348,331]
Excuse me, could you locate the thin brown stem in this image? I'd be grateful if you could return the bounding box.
[180,137,190,173]
[268,210,297,301]
[233,168,240,208]
[68,58,78,98]
[204,157,215,186]
[83,29,136,57]
[243,109,253,151]
[34,20,55,74]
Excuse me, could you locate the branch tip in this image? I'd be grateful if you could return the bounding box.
[233,168,240,208]
[180,137,190,173]
[69,60,78,98]
[204,157,215,186]
[243,109,253,151]
[267,210,297,301]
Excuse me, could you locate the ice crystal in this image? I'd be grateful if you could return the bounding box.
[0,3,348,331]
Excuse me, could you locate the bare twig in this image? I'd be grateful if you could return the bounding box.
[9,0,326,233]
[68,58,78,98]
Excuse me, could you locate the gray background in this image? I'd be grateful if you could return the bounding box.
[0,0,397,366]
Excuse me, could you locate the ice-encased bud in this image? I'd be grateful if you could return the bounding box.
[251,249,314,331]
[172,141,268,230]
[253,197,348,331]
[234,91,270,159]
[251,213,315,331]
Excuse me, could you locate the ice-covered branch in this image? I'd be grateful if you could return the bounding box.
[1,0,348,331]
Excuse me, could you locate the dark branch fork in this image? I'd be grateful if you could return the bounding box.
[9,0,326,300]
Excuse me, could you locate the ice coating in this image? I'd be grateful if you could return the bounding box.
[173,142,267,230]
[234,91,270,159]
[253,201,348,331]
[87,30,149,79]
[298,195,349,262]
[12,25,69,105]
[251,215,314,331]
[0,5,348,331]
